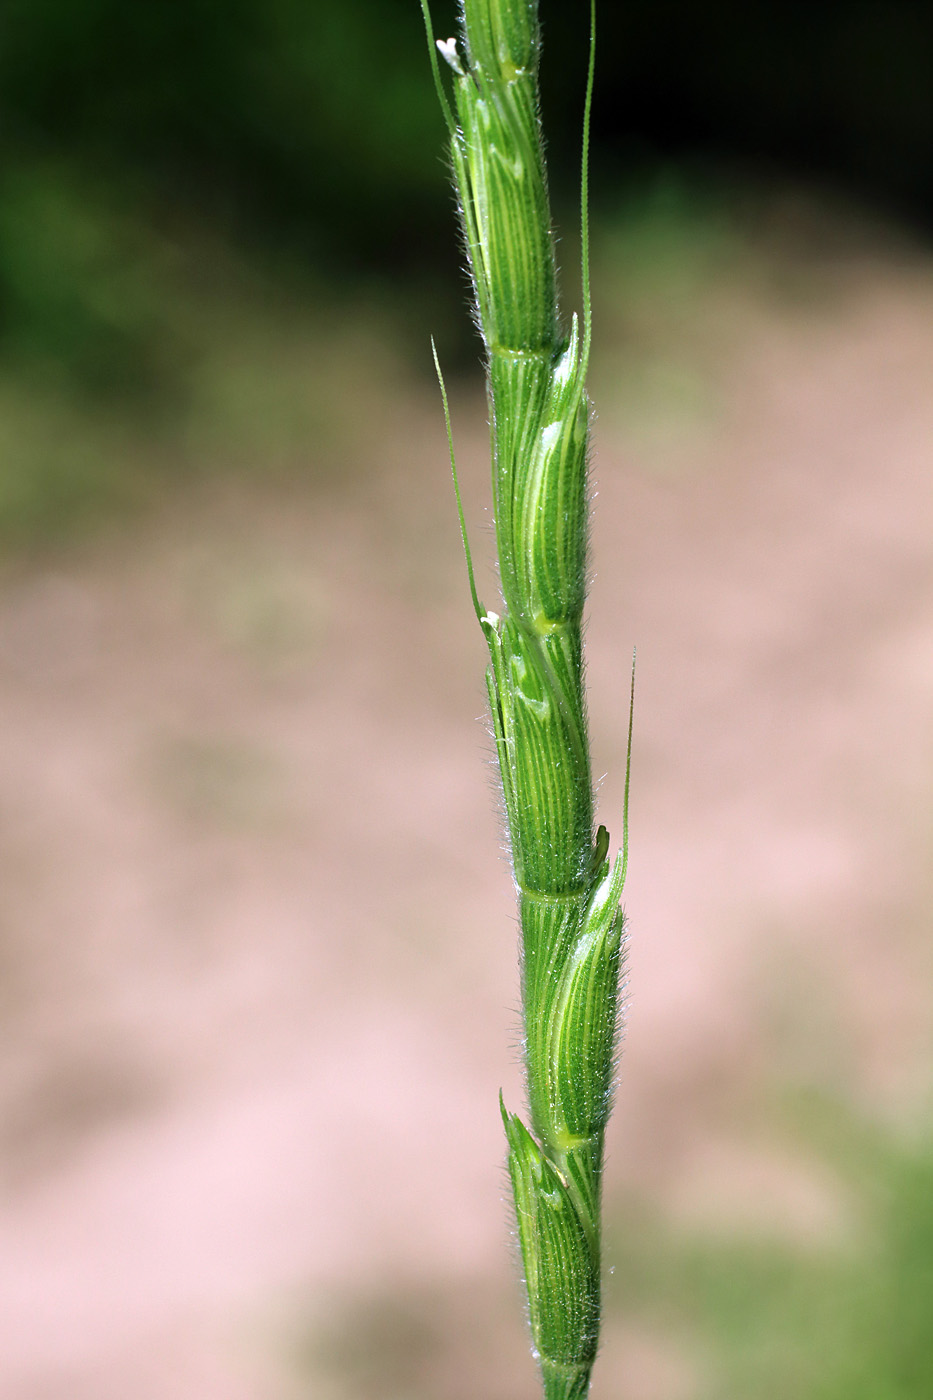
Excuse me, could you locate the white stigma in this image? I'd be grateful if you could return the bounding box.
[436,37,464,76]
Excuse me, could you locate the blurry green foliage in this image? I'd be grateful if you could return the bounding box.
[0,222,409,548]
[0,0,928,300]
[0,165,179,396]
[607,1096,933,1400]
[0,0,448,267]
[0,0,928,547]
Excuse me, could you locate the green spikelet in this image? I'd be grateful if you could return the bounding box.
[421,3,630,1396]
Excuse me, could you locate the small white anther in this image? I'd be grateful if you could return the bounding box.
[436,37,464,76]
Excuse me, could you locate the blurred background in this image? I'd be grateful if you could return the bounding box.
[0,1,931,1396]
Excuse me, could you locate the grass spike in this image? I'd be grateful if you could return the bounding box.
[421,4,629,1395]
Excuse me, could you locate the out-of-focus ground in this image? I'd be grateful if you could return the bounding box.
[1,194,932,1399]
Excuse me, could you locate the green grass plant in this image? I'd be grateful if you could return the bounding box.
[421,4,629,1396]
